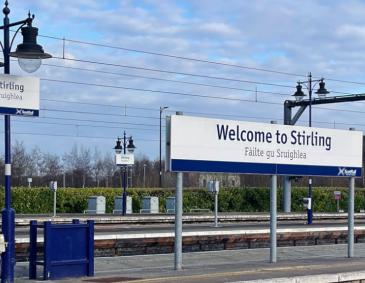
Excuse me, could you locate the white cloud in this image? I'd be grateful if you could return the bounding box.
[3,0,365,158]
[198,22,240,37]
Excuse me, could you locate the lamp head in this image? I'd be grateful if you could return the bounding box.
[127,137,136,153]
[10,23,52,73]
[114,138,122,154]
[315,79,330,99]
[292,83,306,101]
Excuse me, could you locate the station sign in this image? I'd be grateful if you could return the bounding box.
[166,115,363,177]
[115,153,134,166]
[0,74,40,117]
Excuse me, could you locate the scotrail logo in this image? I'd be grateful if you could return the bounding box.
[16,109,34,116]
[338,168,357,176]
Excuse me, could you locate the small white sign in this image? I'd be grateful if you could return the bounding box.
[334,191,341,200]
[0,74,40,116]
[208,181,220,193]
[49,181,57,191]
[116,153,135,166]
[27,178,32,183]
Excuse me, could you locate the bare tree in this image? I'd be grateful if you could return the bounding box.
[102,153,115,187]
[41,153,62,182]
[62,144,92,188]
[92,148,103,187]
[12,141,32,186]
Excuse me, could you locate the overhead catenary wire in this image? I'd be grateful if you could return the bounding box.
[41,107,162,120]
[50,56,295,90]
[40,77,285,105]
[34,116,160,127]
[39,61,365,106]
[39,34,365,87]
[41,62,290,96]
[5,131,159,142]
[39,78,365,115]
[11,120,158,132]
[39,34,306,78]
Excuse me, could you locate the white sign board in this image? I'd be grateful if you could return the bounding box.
[334,191,341,200]
[116,153,135,166]
[0,74,40,116]
[167,115,363,177]
[49,181,57,191]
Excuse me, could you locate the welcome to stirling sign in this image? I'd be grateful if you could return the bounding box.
[0,74,40,117]
[166,115,363,177]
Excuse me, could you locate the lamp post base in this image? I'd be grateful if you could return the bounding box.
[1,208,15,283]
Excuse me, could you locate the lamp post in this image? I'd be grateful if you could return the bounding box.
[0,1,51,282]
[159,106,168,188]
[114,131,136,215]
[143,163,146,188]
[292,72,329,225]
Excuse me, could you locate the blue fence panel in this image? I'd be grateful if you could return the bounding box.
[29,219,94,280]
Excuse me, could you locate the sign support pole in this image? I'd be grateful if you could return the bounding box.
[348,127,356,258]
[270,174,277,263]
[283,176,291,213]
[53,189,57,217]
[214,191,218,227]
[348,176,355,258]
[174,111,183,271]
[174,172,183,270]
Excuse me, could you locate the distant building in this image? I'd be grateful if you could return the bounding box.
[199,173,240,188]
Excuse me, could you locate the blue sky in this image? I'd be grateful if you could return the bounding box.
[2,0,365,160]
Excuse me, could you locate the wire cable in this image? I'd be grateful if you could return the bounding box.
[51,56,295,89]
[41,34,365,87]
[40,34,306,78]
[41,62,290,96]
[7,131,159,142]
[12,120,158,132]
[34,116,160,127]
[41,77,285,105]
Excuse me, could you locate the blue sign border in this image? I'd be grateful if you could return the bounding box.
[0,107,39,117]
[171,159,362,177]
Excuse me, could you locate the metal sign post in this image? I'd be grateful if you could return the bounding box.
[348,128,356,258]
[175,172,183,270]
[334,191,341,212]
[208,181,220,227]
[49,181,57,217]
[174,111,183,270]
[348,177,355,258]
[270,174,277,263]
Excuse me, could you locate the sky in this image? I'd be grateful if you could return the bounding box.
[2,0,365,160]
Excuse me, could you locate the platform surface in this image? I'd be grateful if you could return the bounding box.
[14,243,365,283]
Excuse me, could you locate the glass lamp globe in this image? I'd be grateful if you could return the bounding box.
[18,58,42,73]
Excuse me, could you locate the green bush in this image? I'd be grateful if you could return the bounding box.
[1,186,364,214]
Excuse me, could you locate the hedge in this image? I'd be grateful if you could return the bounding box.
[0,186,364,214]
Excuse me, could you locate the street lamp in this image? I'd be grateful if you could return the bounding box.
[114,132,136,215]
[0,1,51,282]
[292,72,329,225]
[159,106,168,188]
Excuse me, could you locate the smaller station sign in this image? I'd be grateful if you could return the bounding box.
[0,74,40,117]
[115,153,134,166]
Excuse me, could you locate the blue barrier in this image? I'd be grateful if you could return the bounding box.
[29,219,94,280]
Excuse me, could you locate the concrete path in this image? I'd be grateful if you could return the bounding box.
[15,243,365,282]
